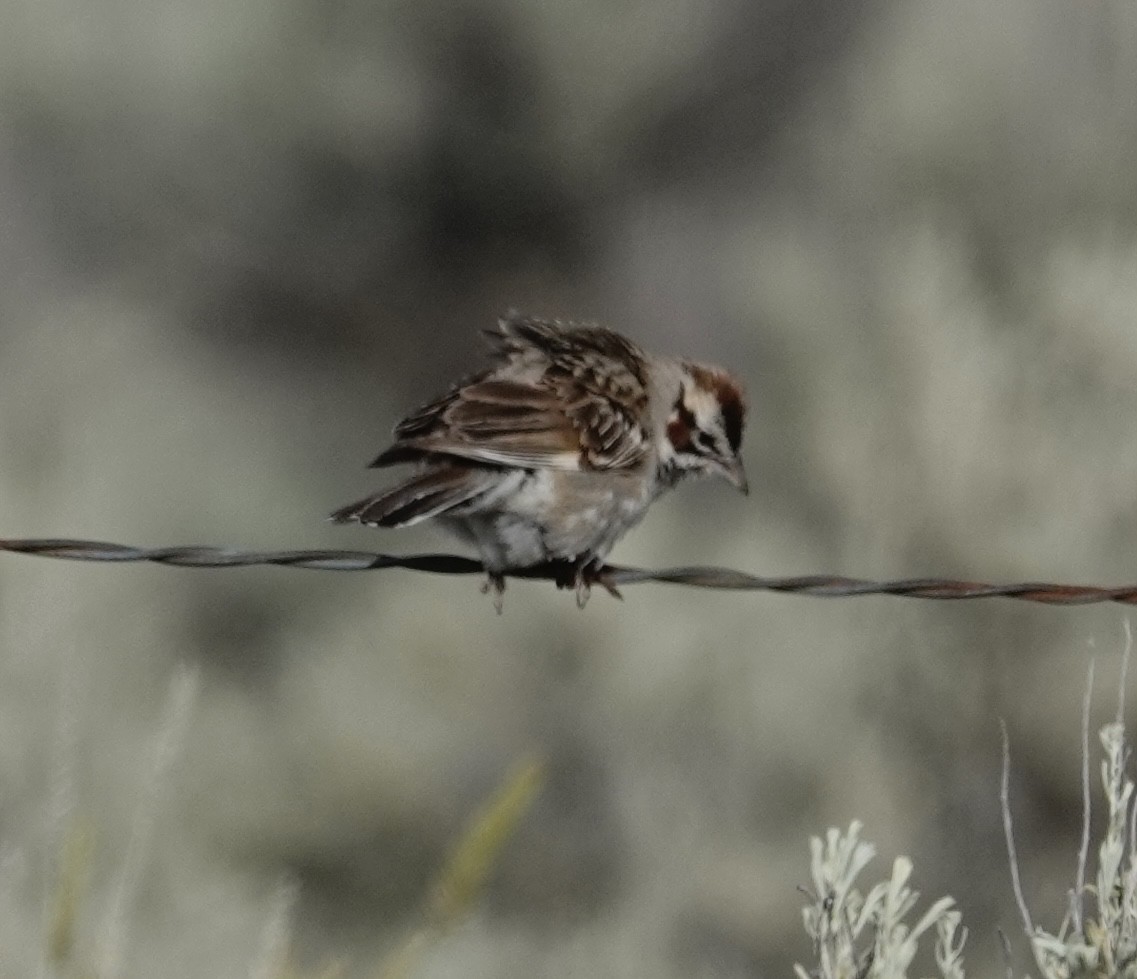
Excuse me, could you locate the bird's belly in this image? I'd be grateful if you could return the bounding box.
[436,468,654,568]
[439,468,652,571]
[439,511,547,571]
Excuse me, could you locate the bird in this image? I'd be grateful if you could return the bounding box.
[331,313,748,610]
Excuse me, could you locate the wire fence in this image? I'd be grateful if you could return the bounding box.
[2,537,1136,605]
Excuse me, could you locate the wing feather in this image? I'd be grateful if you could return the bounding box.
[373,315,651,472]
[330,466,499,527]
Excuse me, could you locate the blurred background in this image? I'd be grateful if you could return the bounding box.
[2,0,1136,975]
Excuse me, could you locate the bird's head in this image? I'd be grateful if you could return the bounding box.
[659,363,748,493]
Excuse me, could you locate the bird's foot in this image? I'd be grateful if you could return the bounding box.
[481,572,506,614]
[584,562,623,603]
[556,559,622,609]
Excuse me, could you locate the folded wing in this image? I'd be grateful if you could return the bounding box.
[373,321,652,472]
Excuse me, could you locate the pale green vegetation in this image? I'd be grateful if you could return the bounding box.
[793,642,1137,979]
[794,823,964,979]
[18,641,1137,978]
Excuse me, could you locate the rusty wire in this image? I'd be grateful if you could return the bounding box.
[2,536,1137,605]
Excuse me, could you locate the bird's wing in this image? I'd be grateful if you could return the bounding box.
[373,317,651,472]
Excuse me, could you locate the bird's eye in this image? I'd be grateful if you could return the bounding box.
[696,431,716,452]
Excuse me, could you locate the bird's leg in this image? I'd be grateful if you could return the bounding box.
[546,558,594,608]
[570,557,622,608]
[480,571,506,614]
[547,558,622,608]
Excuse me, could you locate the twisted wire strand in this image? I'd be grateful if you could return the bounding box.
[3,537,1137,605]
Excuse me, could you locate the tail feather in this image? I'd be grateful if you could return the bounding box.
[330,466,496,528]
[369,444,423,468]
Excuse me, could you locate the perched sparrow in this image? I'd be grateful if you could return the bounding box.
[331,313,747,610]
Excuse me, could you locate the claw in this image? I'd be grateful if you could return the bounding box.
[481,572,505,614]
[575,578,591,609]
[572,560,621,608]
[594,571,623,601]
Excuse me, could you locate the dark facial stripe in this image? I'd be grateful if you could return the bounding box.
[666,392,697,452]
[720,394,744,453]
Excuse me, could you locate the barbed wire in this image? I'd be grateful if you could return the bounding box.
[2,537,1137,605]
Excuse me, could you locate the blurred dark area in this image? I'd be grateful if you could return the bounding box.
[2,1,1137,976]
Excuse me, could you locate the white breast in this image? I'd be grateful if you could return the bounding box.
[437,467,657,572]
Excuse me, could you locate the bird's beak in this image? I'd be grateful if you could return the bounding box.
[719,456,749,495]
